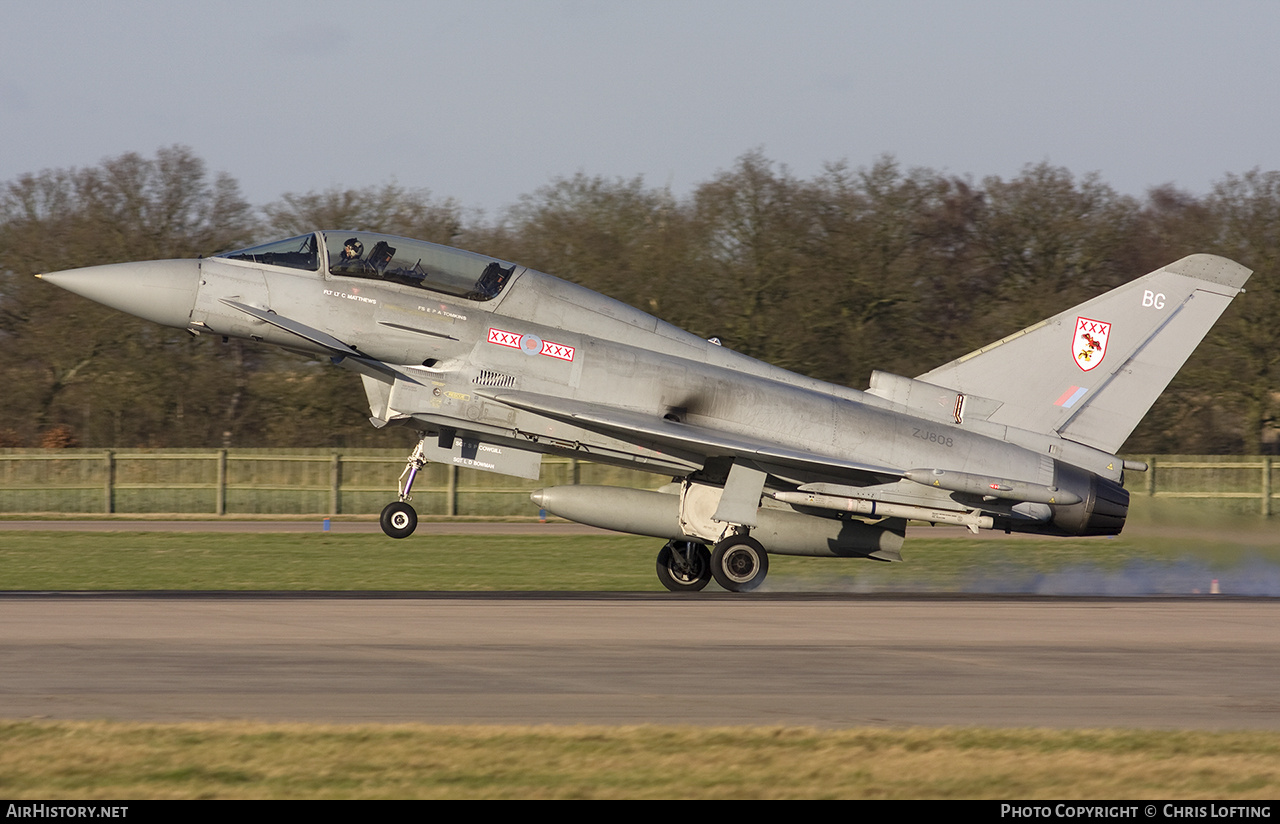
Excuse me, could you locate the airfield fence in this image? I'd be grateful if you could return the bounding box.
[0,449,1273,517]
[0,448,666,517]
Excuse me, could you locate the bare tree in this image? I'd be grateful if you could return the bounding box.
[0,147,254,445]
[263,183,463,245]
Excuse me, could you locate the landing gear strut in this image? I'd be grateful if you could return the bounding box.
[655,540,712,592]
[380,435,427,539]
[710,534,769,592]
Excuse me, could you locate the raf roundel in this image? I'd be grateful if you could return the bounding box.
[520,333,543,356]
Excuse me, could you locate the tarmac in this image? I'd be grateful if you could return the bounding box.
[2,518,1277,730]
[2,593,1277,729]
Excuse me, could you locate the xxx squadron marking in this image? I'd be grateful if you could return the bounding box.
[1072,317,1111,372]
[488,327,576,362]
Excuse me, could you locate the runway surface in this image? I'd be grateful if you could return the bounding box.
[2,595,1277,730]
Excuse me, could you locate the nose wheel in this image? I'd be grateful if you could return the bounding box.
[380,434,429,539]
[711,535,769,592]
[380,501,418,538]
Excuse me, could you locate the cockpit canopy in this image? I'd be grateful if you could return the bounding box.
[216,231,518,302]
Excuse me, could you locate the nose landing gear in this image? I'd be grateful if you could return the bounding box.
[380,501,417,539]
[380,435,428,539]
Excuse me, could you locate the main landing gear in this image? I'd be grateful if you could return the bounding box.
[654,534,769,593]
[656,540,712,592]
[380,437,427,539]
[710,534,769,592]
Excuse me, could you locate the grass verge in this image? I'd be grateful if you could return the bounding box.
[2,721,1279,799]
[0,531,1276,593]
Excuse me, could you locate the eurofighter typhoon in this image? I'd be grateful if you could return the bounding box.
[38,231,1250,591]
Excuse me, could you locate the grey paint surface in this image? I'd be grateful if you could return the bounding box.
[37,234,1253,588]
[1,596,1276,729]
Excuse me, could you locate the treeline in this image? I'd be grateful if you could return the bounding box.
[0,147,1275,453]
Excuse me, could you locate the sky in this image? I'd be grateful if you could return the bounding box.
[5,0,1280,217]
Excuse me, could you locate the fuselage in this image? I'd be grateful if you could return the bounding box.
[189,235,1065,488]
[40,231,1260,588]
[40,230,1129,538]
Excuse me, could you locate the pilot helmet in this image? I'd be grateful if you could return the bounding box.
[342,238,363,259]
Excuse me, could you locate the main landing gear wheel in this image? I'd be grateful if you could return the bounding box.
[711,535,769,592]
[656,540,712,592]
[380,501,418,539]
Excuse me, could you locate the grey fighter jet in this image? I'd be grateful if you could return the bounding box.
[38,231,1251,592]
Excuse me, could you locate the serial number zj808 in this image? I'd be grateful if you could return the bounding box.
[912,428,955,448]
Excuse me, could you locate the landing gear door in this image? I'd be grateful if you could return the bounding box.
[419,435,543,480]
[678,481,735,544]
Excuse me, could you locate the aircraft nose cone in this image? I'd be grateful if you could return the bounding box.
[530,489,546,507]
[38,259,201,329]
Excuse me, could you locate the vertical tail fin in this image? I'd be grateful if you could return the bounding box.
[916,254,1251,453]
